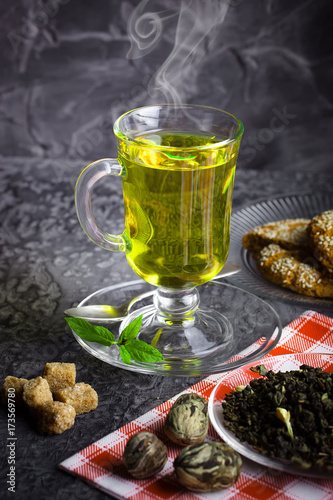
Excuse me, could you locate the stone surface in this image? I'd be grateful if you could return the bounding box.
[0,0,332,499]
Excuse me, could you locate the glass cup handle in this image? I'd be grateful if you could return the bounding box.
[74,158,127,252]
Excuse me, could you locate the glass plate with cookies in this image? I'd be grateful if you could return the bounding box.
[229,193,333,307]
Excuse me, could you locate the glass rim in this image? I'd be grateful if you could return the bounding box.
[113,104,244,151]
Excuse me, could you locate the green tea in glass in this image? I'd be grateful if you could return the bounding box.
[75,104,243,364]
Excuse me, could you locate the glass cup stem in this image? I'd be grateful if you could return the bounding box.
[153,287,199,324]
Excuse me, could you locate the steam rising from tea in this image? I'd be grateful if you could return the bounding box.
[127,0,230,105]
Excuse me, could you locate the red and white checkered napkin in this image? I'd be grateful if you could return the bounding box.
[59,310,333,500]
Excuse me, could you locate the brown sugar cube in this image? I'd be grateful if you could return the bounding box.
[37,401,75,435]
[43,362,76,392]
[22,377,53,412]
[1,376,28,407]
[54,383,98,415]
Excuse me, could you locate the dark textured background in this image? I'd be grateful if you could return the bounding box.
[1,0,333,171]
[0,1,332,499]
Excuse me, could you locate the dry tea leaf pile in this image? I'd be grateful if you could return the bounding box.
[223,364,333,471]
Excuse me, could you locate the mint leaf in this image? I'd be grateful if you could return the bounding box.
[65,314,164,364]
[65,317,115,346]
[118,345,132,365]
[122,338,164,363]
[118,314,143,343]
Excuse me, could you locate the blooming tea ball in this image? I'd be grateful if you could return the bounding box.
[164,393,209,446]
[123,431,168,479]
[174,442,242,492]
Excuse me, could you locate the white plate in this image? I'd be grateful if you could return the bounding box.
[229,192,333,307]
[209,353,333,478]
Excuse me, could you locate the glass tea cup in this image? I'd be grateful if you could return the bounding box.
[75,104,243,364]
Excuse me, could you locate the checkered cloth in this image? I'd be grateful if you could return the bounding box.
[59,310,333,499]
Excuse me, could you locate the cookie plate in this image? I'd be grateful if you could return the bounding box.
[229,192,333,307]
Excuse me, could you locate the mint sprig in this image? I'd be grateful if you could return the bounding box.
[65,315,164,365]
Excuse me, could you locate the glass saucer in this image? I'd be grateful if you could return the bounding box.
[209,353,333,478]
[229,192,333,307]
[70,280,282,376]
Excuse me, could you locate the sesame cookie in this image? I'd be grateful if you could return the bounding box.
[307,210,333,271]
[242,218,310,256]
[257,244,333,298]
